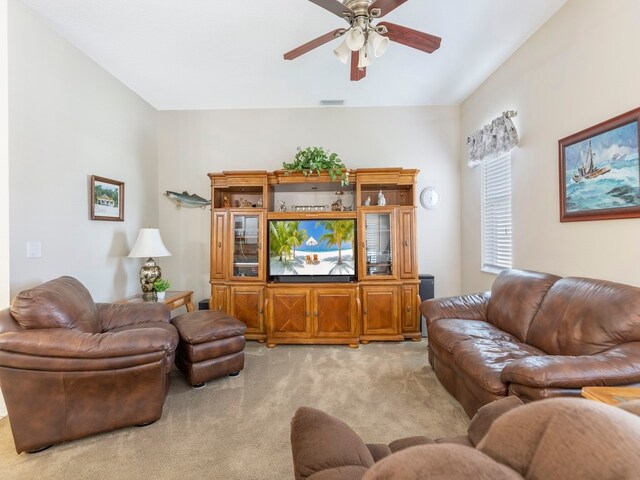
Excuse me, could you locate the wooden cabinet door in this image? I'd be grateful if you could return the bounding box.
[211,211,227,280]
[210,285,227,312]
[358,209,397,281]
[362,285,399,335]
[401,284,419,334]
[228,211,265,282]
[268,288,311,339]
[398,207,417,279]
[313,287,357,338]
[230,286,265,335]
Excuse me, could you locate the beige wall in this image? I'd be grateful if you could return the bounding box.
[8,0,159,301]
[0,0,8,418]
[460,0,640,293]
[1,0,8,310]
[158,106,461,303]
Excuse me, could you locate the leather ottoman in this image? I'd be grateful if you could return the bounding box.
[170,310,246,387]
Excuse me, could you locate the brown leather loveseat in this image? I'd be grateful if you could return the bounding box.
[0,276,179,453]
[421,269,640,416]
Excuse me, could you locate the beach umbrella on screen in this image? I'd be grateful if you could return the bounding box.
[306,237,318,247]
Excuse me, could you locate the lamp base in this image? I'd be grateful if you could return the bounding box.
[140,257,161,299]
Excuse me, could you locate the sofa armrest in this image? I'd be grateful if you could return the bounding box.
[97,302,171,331]
[0,327,175,359]
[501,343,640,388]
[420,292,490,326]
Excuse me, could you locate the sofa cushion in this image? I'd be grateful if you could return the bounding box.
[478,398,640,480]
[291,407,374,480]
[363,444,524,480]
[428,319,520,355]
[526,277,640,355]
[486,270,560,342]
[453,339,544,396]
[10,276,100,333]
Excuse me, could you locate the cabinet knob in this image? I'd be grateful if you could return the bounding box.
[404,240,409,247]
[361,241,365,248]
[259,308,264,314]
[314,311,318,317]
[363,308,368,315]
[406,305,411,312]
[217,241,222,248]
[306,311,310,317]
[258,242,262,249]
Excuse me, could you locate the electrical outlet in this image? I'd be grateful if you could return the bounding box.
[27,241,42,258]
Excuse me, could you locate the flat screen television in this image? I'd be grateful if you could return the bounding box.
[268,219,356,282]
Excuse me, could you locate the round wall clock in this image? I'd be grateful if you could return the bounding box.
[420,187,441,209]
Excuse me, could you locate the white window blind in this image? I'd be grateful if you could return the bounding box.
[481,153,512,273]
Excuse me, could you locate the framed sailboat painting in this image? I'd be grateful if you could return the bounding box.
[559,106,640,222]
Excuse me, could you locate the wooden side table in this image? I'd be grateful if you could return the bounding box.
[581,386,640,405]
[117,290,196,313]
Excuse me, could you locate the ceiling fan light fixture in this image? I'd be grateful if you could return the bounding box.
[333,39,351,64]
[346,26,365,51]
[357,45,371,69]
[367,30,389,57]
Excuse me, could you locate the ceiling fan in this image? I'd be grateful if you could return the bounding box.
[284,0,442,81]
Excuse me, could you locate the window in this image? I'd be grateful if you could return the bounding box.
[481,153,512,273]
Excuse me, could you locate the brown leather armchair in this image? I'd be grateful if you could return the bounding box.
[0,276,179,453]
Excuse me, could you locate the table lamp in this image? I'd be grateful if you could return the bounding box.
[128,228,172,300]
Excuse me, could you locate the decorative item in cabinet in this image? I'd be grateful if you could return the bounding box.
[229,212,265,281]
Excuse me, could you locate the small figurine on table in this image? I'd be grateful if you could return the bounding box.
[278,200,287,212]
[256,197,263,208]
[239,198,253,208]
[377,190,386,206]
[363,196,371,206]
[222,196,230,208]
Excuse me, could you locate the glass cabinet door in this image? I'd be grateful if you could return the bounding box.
[230,212,264,280]
[360,209,395,279]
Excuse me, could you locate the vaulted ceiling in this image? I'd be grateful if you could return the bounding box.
[19,0,567,110]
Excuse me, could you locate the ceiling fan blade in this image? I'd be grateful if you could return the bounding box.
[308,0,355,20]
[284,28,346,60]
[368,0,409,18]
[378,22,441,54]
[350,51,366,81]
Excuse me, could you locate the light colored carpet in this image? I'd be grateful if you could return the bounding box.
[0,341,469,479]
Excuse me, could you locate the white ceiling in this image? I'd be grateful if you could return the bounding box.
[18,0,567,110]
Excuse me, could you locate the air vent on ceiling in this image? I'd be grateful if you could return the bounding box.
[319,100,345,106]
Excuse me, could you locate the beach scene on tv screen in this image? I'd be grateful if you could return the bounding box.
[269,220,355,276]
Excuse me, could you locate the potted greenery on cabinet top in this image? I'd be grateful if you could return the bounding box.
[282,147,349,186]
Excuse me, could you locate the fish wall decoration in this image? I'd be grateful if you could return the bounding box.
[165,191,211,209]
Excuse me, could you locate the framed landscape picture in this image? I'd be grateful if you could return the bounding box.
[90,175,124,221]
[559,107,640,222]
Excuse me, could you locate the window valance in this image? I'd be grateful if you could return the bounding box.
[467,111,519,167]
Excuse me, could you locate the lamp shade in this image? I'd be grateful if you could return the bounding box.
[128,228,172,258]
[346,26,365,51]
[357,45,371,69]
[333,39,351,64]
[368,30,389,57]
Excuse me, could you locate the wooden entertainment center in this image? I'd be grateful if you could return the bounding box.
[208,168,420,348]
